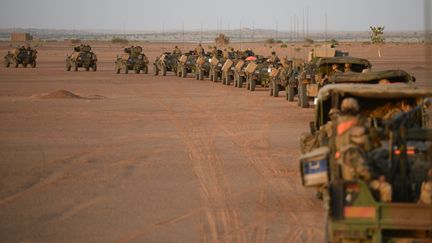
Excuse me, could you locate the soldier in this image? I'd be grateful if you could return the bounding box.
[344,63,352,73]
[370,175,392,202]
[194,43,204,56]
[210,46,218,57]
[173,45,182,55]
[335,98,371,181]
[418,168,432,205]
[268,51,280,64]
[332,63,342,73]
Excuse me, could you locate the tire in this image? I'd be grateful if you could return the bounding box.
[116,66,121,74]
[14,61,19,68]
[287,86,295,101]
[181,67,186,78]
[74,62,78,71]
[153,65,159,76]
[23,63,28,68]
[135,67,140,74]
[162,65,166,76]
[85,66,90,71]
[4,60,10,68]
[31,61,36,68]
[92,63,97,72]
[199,70,204,80]
[238,75,243,88]
[269,82,274,96]
[143,65,148,74]
[123,64,128,74]
[177,66,181,77]
[213,71,218,82]
[233,75,238,87]
[226,74,231,86]
[209,70,214,81]
[273,82,279,97]
[299,83,309,108]
[195,70,199,80]
[250,76,256,91]
[66,62,71,71]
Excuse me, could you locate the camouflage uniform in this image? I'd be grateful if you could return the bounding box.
[194,44,204,56]
[335,98,371,181]
[318,108,340,146]
[344,63,352,73]
[268,52,280,64]
[173,46,182,55]
[332,64,342,74]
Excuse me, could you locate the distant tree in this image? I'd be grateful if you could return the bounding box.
[370,26,385,57]
[280,44,288,48]
[265,38,275,44]
[215,33,230,46]
[330,39,339,46]
[304,38,314,44]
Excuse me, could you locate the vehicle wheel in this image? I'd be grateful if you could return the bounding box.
[31,61,36,68]
[85,66,90,71]
[143,65,148,74]
[123,64,128,74]
[269,82,274,96]
[238,75,243,88]
[177,67,181,77]
[74,62,78,71]
[250,77,256,91]
[181,67,187,78]
[23,63,28,68]
[299,83,309,108]
[92,63,97,71]
[287,86,295,101]
[233,75,237,87]
[153,65,159,76]
[162,65,166,76]
[273,82,279,97]
[226,74,231,86]
[209,70,214,81]
[14,61,19,68]
[199,70,204,80]
[135,67,140,74]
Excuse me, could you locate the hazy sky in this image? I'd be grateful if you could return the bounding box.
[0,0,427,31]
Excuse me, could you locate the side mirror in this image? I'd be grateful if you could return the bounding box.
[310,121,317,135]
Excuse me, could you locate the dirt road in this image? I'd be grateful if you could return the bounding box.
[0,42,430,242]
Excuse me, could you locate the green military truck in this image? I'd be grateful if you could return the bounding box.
[66,45,97,72]
[153,52,180,76]
[299,83,432,243]
[297,56,372,108]
[4,47,37,68]
[115,46,149,74]
[245,56,274,91]
[269,58,303,99]
[209,49,226,82]
[177,52,197,78]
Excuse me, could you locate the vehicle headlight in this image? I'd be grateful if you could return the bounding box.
[208,58,212,62]
[267,68,271,73]
[254,70,260,74]
[186,61,191,64]
[306,74,311,79]
[218,63,222,67]
[230,67,235,70]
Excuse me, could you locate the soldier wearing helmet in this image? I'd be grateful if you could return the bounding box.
[268,51,280,65]
[418,168,432,205]
[318,108,340,146]
[194,43,204,56]
[335,97,371,181]
[344,63,352,73]
[173,45,182,55]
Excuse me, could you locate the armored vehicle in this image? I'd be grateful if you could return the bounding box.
[244,56,275,91]
[299,83,432,243]
[177,52,197,78]
[4,46,37,68]
[194,53,212,80]
[153,52,180,76]
[209,50,228,82]
[297,56,372,108]
[115,46,149,74]
[269,58,303,99]
[66,45,97,71]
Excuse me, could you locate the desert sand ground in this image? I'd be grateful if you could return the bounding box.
[0,41,431,243]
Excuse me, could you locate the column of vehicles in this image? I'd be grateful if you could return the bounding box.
[3,42,432,242]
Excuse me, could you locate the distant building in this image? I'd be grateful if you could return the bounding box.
[10,32,33,42]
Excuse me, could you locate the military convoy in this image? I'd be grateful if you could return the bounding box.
[153,52,179,76]
[115,46,149,74]
[66,44,97,71]
[194,53,211,80]
[4,46,37,68]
